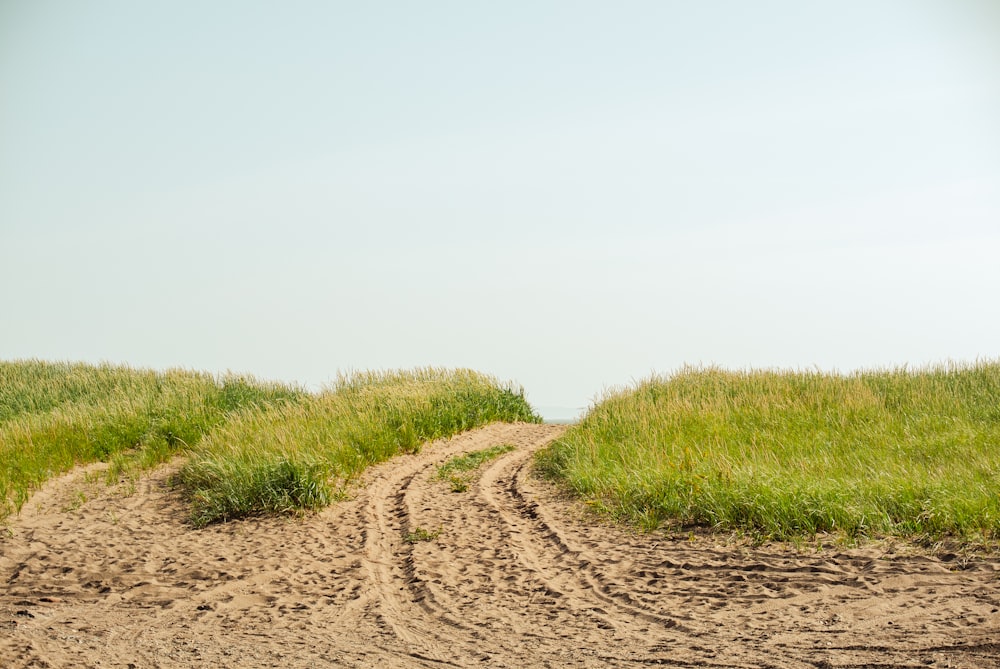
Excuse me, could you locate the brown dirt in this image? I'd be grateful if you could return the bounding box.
[2,422,999,668]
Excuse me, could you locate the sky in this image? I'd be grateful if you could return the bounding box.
[2,1,999,418]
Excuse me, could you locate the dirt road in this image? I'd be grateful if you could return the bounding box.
[2,423,999,667]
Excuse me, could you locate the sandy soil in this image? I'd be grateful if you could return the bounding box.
[2,422,999,668]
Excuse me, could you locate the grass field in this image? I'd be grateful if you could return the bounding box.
[536,362,1000,544]
[1,361,539,525]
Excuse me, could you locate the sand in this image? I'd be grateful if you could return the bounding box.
[2,422,999,668]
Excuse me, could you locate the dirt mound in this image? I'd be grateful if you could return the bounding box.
[3,423,998,667]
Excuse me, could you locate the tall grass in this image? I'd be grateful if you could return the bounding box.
[0,360,306,519]
[177,368,540,526]
[536,362,1000,543]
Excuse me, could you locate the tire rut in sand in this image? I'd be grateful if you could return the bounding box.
[366,422,699,667]
[478,446,683,633]
[357,422,607,666]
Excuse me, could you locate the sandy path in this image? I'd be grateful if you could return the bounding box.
[2,422,999,668]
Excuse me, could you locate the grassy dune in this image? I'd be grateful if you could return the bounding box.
[12,358,994,542]
[2,361,539,525]
[537,363,1000,543]
[0,360,306,519]
[178,369,539,526]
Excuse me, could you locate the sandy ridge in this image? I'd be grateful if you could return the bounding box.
[2,422,999,668]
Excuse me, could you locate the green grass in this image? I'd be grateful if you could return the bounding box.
[0,360,306,520]
[2,362,539,526]
[404,526,441,544]
[536,362,1000,544]
[437,443,518,477]
[176,368,540,526]
[435,444,517,492]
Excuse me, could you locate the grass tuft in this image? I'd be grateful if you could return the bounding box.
[435,444,517,492]
[404,526,441,543]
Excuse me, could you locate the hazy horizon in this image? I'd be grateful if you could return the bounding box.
[3,1,998,415]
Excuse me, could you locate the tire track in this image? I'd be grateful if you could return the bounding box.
[2,423,999,668]
[367,422,702,667]
[355,422,556,665]
[478,445,683,632]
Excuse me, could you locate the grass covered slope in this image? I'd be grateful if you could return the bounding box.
[2,362,539,526]
[177,368,540,526]
[0,360,306,519]
[537,363,1000,543]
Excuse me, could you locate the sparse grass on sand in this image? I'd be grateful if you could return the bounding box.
[435,444,517,492]
[536,362,1000,544]
[0,360,305,520]
[176,369,539,526]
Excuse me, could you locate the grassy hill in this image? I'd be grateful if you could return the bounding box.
[537,363,1000,544]
[1,361,538,524]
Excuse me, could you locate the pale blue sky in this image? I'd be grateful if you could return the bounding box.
[2,1,999,417]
